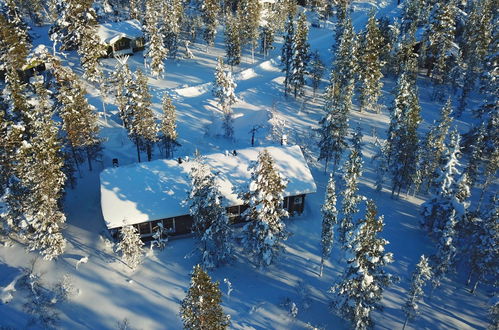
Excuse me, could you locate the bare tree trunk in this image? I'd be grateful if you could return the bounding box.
[86,147,93,172]
[71,145,82,178]
[402,316,409,330]
[135,136,141,162]
[319,257,324,277]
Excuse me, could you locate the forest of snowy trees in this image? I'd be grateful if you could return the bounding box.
[0,0,497,328]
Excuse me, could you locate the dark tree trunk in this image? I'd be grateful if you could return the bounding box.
[135,136,141,162]
[86,147,93,172]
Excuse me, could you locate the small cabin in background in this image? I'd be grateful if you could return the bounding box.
[97,19,145,57]
[100,145,317,241]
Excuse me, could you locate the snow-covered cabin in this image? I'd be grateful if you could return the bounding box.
[97,19,145,57]
[100,145,317,239]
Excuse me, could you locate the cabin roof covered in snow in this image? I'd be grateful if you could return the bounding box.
[100,145,317,229]
[97,19,143,45]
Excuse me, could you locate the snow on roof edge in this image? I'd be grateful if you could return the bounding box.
[100,145,317,229]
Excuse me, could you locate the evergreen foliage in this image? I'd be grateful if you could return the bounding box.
[180,264,230,329]
[338,128,363,246]
[330,199,396,330]
[159,94,178,159]
[116,225,144,270]
[144,0,167,78]
[402,255,432,329]
[239,149,289,267]
[309,51,325,97]
[290,12,310,98]
[224,13,241,68]
[281,14,295,96]
[212,58,237,138]
[320,174,338,276]
[201,0,220,47]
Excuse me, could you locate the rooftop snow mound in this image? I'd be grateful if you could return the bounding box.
[100,145,317,229]
[97,19,143,44]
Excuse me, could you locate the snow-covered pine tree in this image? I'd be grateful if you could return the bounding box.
[144,0,167,78]
[224,13,241,68]
[371,136,388,192]
[386,70,421,197]
[457,0,493,115]
[338,127,363,246]
[466,195,499,293]
[431,208,458,291]
[160,0,184,59]
[180,264,231,329]
[50,0,97,51]
[113,57,134,129]
[422,129,462,235]
[201,0,220,48]
[489,299,499,330]
[128,69,159,162]
[78,21,107,84]
[415,99,453,193]
[15,82,67,260]
[116,225,144,270]
[281,14,295,96]
[239,149,289,267]
[423,1,457,84]
[54,65,101,173]
[308,50,325,97]
[329,16,357,103]
[317,87,350,173]
[238,0,262,62]
[159,94,178,159]
[212,58,237,138]
[330,199,396,330]
[260,24,275,58]
[400,0,424,34]
[188,158,233,268]
[358,11,384,112]
[290,12,310,98]
[0,2,30,73]
[320,174,338,277]
[402,255,432,330]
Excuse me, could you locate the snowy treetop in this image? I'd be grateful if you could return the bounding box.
[100,145,316,229]
[96,19,143,45]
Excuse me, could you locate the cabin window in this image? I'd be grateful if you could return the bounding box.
[282,197,289,209]
[114,39,130,50]
[294,196,303,206]
[162,218,175,232]
[135,38,144,47]
[138,222,151,235]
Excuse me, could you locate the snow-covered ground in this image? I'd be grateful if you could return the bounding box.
[0,1,493,329]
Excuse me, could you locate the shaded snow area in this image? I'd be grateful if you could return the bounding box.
[0,0,493,329]
[101,145,316,229]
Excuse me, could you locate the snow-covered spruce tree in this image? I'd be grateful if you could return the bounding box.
[281,13,295,96]
[238,0,262,62]
[330,199,396,330]
[309,50,325,97]
[317,87,350,174]
[129,0,141,20]
[422,129,463,236]
[160,0,184,59]
[386,70,421,197]
[144,0,167,78]
[415,99,453,193]
[16,82,67,260]
[239,149,289,267]
[320,174,338,277]
[290,12,310,98]
[338,128,363,246]
[224,13,241,69]
[402,255,432,330]
[371,137,388,192]
[201,0,220,48]
[488,297,499,330]
[78,20,107,84]
[159,94,178,159]
[50,0,97,51]
[260,24,275,58]
[188,159,233,268]
[180,264,230,329]
[55,66,101,174]
[457,0,493,115]
[466,196,499,293]
[422,1,457,84]
[431,209,458,291]
[358,11,385,113]
[400,0,424,34]
[116,225,144,270]
[329,16,357,103]
[0,4,30,73]
[128,69,159,162]
[113,57,134,129]
[212,58,237,138]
